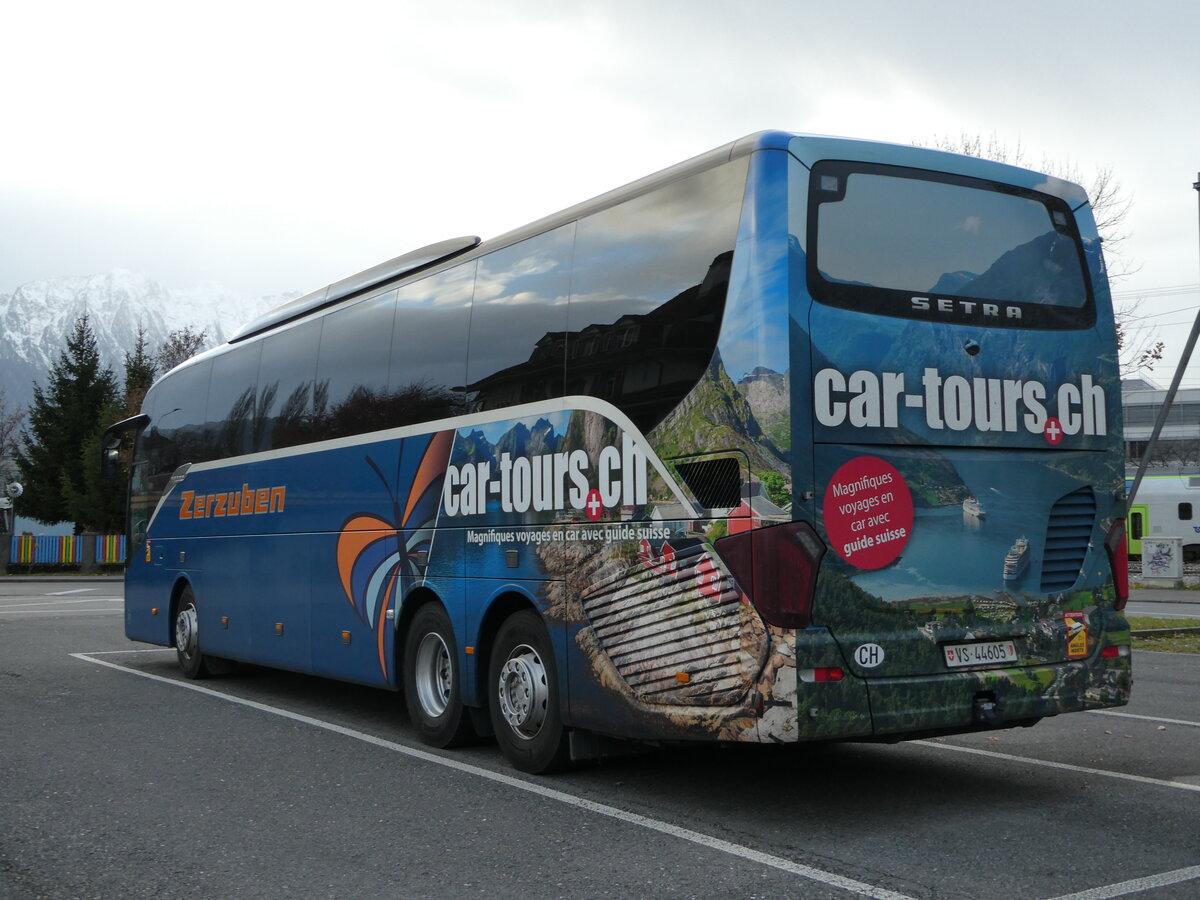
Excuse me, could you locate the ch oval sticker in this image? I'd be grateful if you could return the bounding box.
[854,643,885,668]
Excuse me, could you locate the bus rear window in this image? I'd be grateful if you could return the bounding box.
[808,161,1093,329]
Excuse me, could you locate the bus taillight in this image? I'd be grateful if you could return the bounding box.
[1104,519,1129,610]
[715,522,826,629]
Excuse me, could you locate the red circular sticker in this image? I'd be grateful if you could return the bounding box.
[824,456,914,570]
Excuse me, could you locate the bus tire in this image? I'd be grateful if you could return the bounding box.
[403,603,475,748]
[173,586,222,679]
[488,610,569,774]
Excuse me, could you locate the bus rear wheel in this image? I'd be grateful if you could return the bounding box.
[488,610,569,774]
[403,603,475,748]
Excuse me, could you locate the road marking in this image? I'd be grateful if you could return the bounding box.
[1042,864,1200,899]
[0,609,121,616]
[1,598,123,608]
[915,740,1200,794]
[71,651,915,900]
[47,588,97,596]
[1088,709,1200,729]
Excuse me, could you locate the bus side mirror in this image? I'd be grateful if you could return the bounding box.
[100,414,150,479]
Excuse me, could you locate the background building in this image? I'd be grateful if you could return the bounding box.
[1122,378,1200,472]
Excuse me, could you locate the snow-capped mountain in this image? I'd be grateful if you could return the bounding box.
[1,270,297,408]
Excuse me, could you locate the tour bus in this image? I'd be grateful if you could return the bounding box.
[108,131,1132,773]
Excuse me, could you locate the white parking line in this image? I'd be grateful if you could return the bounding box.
[1043,864,1200,899]
[71,650,915,900]
[47,588,97,596]
[1088,709,1200,729]
[914,740,1200,794]
[1,609,121,616]
[1,598,123,608]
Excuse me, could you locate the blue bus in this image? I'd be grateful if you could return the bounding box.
[108,132,1132,773]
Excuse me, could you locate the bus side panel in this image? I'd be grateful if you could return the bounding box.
[246,533,313,671]
[437,404,797,744]
[124,545,175,646]
[140,430,453,688]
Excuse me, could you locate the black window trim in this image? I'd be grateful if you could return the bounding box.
[806,160,1097,331]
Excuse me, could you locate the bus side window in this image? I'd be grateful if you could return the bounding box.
[566,159,747,433]
[257,320,321,451]
[1179,502,1193,521]
[206,340,262,458]
[389,263,476,425]
[146,359,212,477]
[465,224,573,413]
[314,289,398,440]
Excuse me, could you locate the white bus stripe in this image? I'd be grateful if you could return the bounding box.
[71,651,914,900]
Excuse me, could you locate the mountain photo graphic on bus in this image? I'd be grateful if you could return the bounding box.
[105,131,1131,774]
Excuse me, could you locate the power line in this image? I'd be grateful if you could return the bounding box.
[1121,315,1199,330]
[1112,283,1200,300]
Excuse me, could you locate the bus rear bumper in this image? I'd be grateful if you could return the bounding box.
[861,655,1132,738]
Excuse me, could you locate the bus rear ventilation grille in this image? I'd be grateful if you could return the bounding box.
[673,457,741,510]
[1040,486,1096,593]
[581,546,766,706]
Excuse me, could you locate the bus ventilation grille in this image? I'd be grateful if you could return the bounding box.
[1040,487,1097,593]
[673,457,742,510]
[580,545,767,707]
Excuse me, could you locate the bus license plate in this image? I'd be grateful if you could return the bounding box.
[943,640,1017,668]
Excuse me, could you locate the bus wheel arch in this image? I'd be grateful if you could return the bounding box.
[400,593,476,748]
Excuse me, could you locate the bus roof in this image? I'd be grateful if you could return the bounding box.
[220,129,1089,353]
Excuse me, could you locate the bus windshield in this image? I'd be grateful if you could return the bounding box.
[810,162,1091,325]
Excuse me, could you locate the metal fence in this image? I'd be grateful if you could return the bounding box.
[7,534,126,567]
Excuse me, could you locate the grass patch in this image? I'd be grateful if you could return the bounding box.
[1126,616,1200,654]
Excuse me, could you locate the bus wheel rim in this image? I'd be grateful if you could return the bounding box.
[176,604,198,661]
[497,645,548,740]
[414,631,452,718]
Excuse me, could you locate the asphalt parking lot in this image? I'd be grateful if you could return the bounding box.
[2,579,1197,899]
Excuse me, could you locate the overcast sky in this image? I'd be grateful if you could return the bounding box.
[3,0,1199,382]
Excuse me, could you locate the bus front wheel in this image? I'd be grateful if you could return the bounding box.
[488,610,569,774]
[174,586,223,679]
[402,603,475,748]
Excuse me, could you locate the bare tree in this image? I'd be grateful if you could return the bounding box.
[154,326,209,375]
[926,132,1135,276]
[0,388,24,470]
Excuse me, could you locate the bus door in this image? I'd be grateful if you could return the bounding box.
[1128,504,1147,556]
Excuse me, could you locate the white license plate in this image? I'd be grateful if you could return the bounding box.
[943,640,1018,668]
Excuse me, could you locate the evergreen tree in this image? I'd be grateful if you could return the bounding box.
[61,397,128,533]
[15,315,121,532]
[123,325,158,416]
